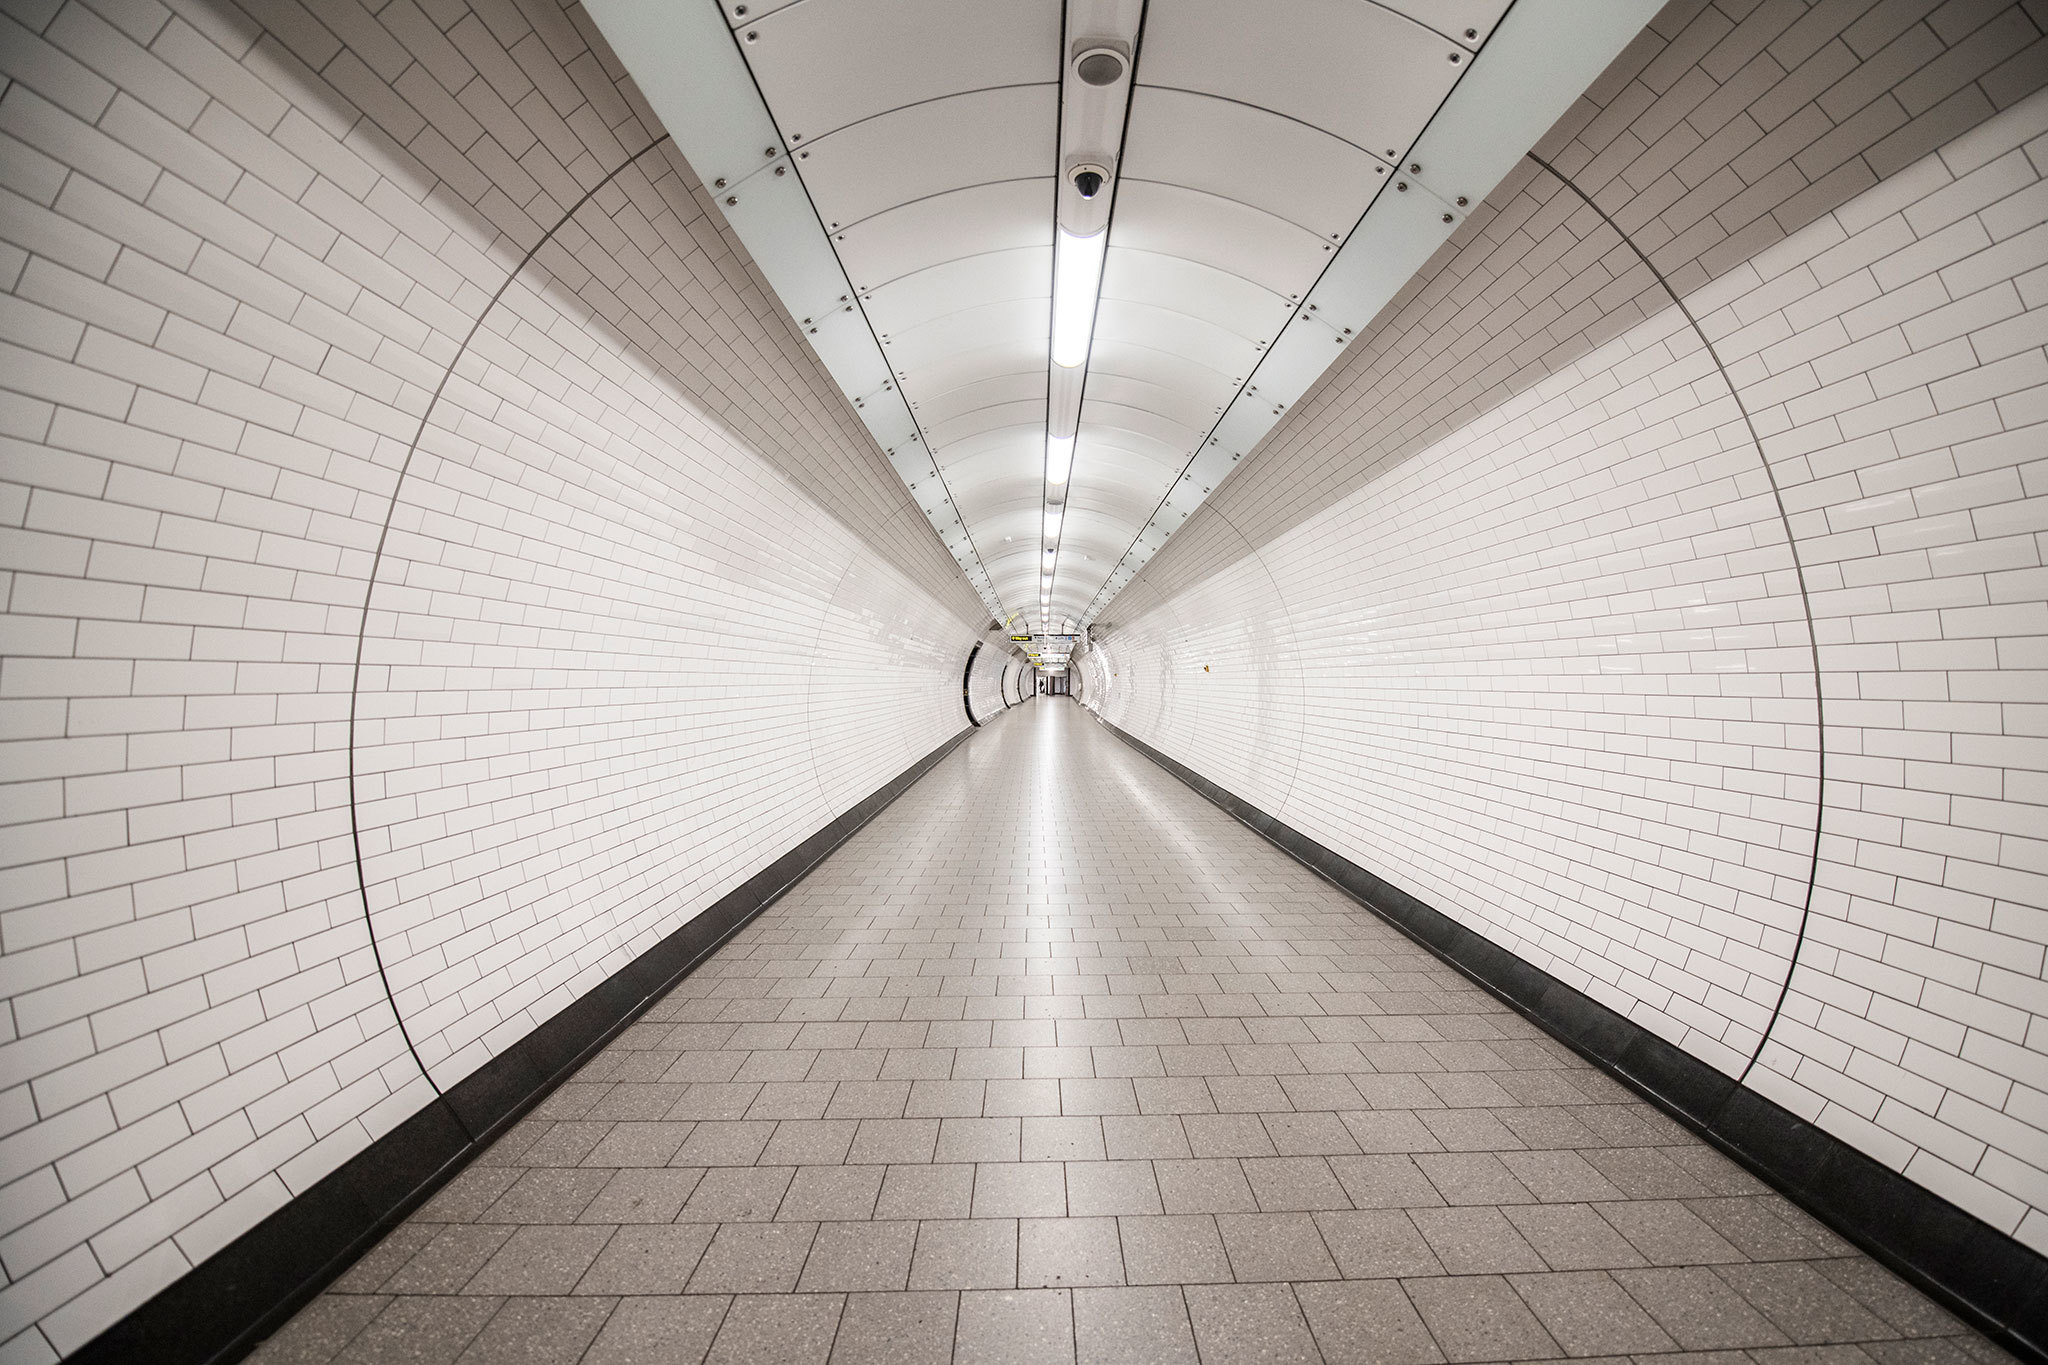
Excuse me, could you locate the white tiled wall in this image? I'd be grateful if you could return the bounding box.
[1084,0,2048,1256]
[0,0,982,1357]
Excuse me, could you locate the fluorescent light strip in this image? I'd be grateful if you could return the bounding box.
[1046,433,1073,485]
[1050,228,1107,369]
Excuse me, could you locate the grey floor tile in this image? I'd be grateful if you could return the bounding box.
[705,1293,843,1364]
[246,1295,387,1364]
[1403,1275,1559,1362]
[974,1161,1067,1218]
[878,1163,976,1220]
[576,1223,715,1295]
[1612,1265,1794,1350]
[465,1225,615,1294]
[382,1225,517,1294]
[1065,1160,1163,1216]
[688,1222,818,1294]
[1408,1206,1547,1275]
[910,1218,1018,1290]
[1217,1211,1340,1282]
[1019,1216,1124,1287]
[780,1164,886,1221]
[454,1297,615,1364]
[1184,1283,1325,1363]
[800,1220,919,1292]
[1508,1269,1676,1356]
[1717,1262,1899,1345]
[1296,1279,1445,1365]
[1073,1285,1198,1364]
[336,1297,501,1365]
[957,1288,1075,1365]
[831,1290,959,1364]
[579,1167,706,1223]
[1118,1214,1235,1285]
[581,1296,728,1365]
[1314,1209,1443,1279]
[1155,1157,1259,1214]
[1503,1203,1648,1271]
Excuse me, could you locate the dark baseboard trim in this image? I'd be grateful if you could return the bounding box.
[72,726,976,1365]
[1092,712,2047,1365]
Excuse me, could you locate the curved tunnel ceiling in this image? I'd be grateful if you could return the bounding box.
[584,0,1660,640]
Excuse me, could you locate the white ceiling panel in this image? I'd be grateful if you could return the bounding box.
[895,339,1050,403]
[862,247,1050,334]
[740,0,1056,144]
[1101,250,1290,331]
[1374,0,1515,48]
[1140,0,1464,159]
[886,297,1050,374]
[1107,182,1333,301]
[1078,372,1219,435]
[926,402,1044,448]
[1083,337,1240,405]
[835,180,1053,292]
[913,371,1047,428]
[718,0,800,24]
[1122,89,1387,240]
[1090,299,1262,385]
[798,86,1057,230]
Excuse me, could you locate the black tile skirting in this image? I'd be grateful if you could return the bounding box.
[1093,711,2047,1365]
[72,725,977,1365]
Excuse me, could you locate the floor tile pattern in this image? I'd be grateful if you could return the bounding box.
[253,702,2009,1364]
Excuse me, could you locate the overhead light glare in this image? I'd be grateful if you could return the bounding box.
[1050,228,1107,368]
[1044,508,1062,537]
[1046,435,1074,485]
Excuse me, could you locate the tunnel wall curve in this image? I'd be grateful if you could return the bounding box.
[965,639,1008,723]
[1085,8,2048,1256]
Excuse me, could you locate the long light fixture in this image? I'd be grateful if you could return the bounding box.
[1038,9,1139,629]
[1050,228,1108,369]
[1046,433,1074,485]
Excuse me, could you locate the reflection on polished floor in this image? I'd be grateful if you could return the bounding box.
[253,701,2005,1364]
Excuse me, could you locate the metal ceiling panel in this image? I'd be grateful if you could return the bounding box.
[913,371,1047,428]
[861,247,1050,334]
[887,297,1051,375]
[1078,400,1204,456]
[1108,182,1332,300]
[1080,371,1219,435]
[1122,88,1387,240]
[927,402,1045,448]
[1083,337,1240,405]
[1139,0,1463,159]
[1372,0,1514,48]
[835,180,1053,292]
[897,339,1050,403]
[1101,250,1290,336]
[797,86,1057,230]
[1090,299,1262,386]
[739,0,1056,145]
[718,0,800,23]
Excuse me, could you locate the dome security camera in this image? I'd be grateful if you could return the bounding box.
[1071,164,1110,199]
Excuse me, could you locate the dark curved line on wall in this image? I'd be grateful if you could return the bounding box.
[1525,153,1826,1085]
[963,641,983,727]
[344,135,673,1114]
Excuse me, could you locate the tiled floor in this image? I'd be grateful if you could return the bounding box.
[255,700,2007,1364]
